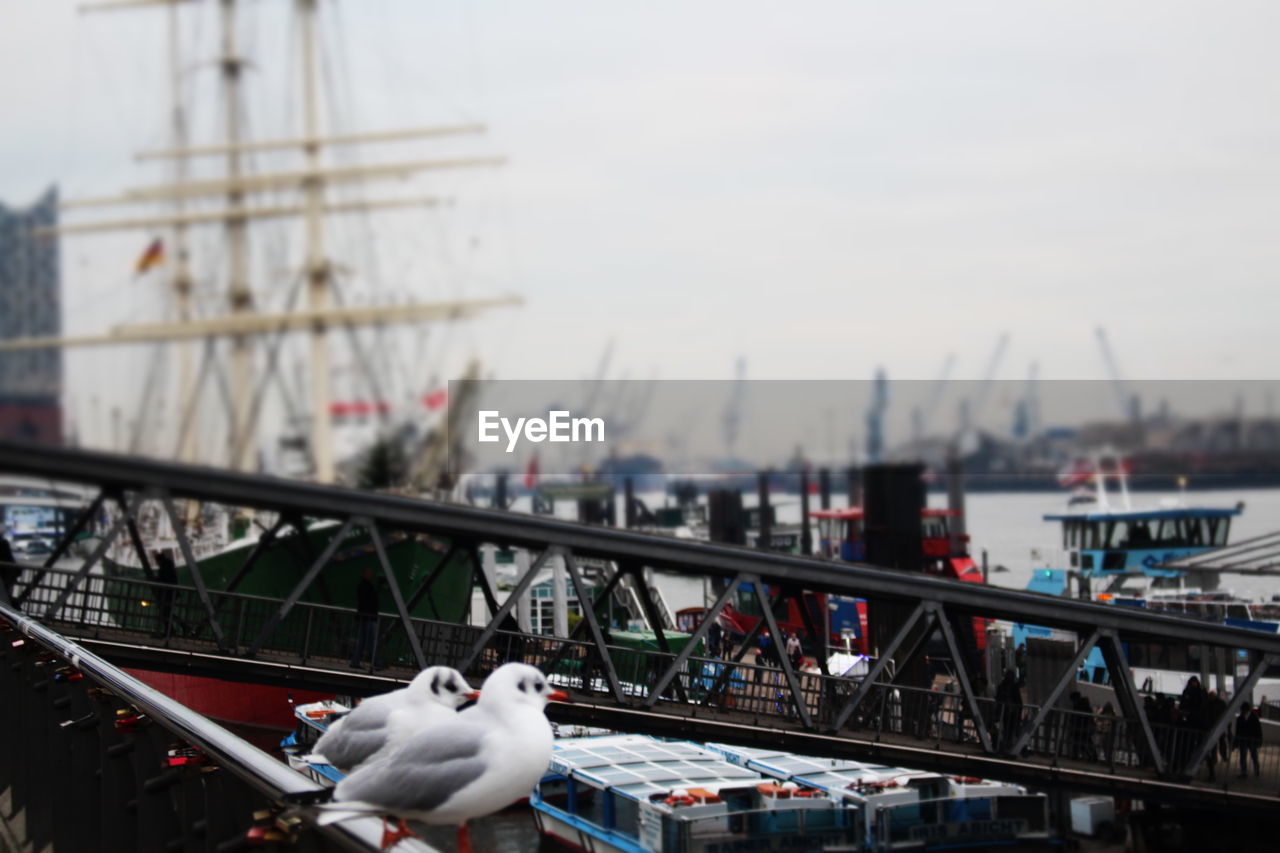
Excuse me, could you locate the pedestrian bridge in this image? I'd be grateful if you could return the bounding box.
[2,439,1278,813]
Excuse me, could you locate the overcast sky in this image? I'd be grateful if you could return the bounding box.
[3,1,1280,455]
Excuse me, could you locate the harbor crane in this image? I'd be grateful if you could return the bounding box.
[1095,327,1141,424]
[911,353,956,442]
[956,333,1009,440]
[722,358,748,457]
[1012,361,1040,439]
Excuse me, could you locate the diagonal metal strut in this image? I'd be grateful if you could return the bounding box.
[831,600,929,731]
[365,520,426,670]
[564,551,625,703]
[645,574,744,706]
[247,517,354,657]
[460,547,552,672]
[1010,629,1102,756]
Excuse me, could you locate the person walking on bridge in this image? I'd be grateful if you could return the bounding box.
[1198,689,1227,782]
[151,550,177,637]
[995,669,1023,751]
[786,631,803,671]
[1236,705,1262,778]
[350,567,384,670]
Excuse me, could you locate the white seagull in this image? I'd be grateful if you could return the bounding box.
[310,665,478,773]
[317,662,567,850]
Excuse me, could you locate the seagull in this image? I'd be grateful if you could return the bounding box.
[310,666,478,773]
[316,662,567,850]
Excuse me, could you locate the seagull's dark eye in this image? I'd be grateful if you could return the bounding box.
[534,680,545,692]
[517,679,529,693]
[444,680,458,694]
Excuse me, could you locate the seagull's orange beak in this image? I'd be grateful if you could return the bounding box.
[464,690,481,701]
[548,689,570,702]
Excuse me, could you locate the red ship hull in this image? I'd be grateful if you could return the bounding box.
[126,669,332,730]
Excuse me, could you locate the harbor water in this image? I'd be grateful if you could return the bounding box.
[630,485,1280,597]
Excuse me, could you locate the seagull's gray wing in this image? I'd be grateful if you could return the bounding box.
[314,703,395,770]
[339,699,394,732]
[334,720,488,815]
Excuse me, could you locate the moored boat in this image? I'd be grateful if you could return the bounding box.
[1014,455,1251,686]
[532,734,860,853]
[706,743,1057,851]
[280,698,349,786]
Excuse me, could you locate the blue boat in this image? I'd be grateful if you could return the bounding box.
[279,699,348,786]
[534,735,1058,852]
[1014,457,1247,682]
[1041,505,1241,595]
[705,744,1057,851]
[532,734,861,853]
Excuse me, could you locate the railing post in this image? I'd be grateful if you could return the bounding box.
[233,597,248,650]
[301,608,315,665]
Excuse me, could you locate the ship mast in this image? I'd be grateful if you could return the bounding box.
[169,0,196,464]
[45,1,520,482]
[298,0,332,482]
[220,0,254,472]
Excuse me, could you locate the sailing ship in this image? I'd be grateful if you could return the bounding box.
[9,0,519,727]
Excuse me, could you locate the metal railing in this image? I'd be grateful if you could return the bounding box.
[10,563,1280,802]
[5,440,1280,811]
[0,598,437,853]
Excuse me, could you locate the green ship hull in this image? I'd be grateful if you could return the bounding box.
[102,521,475,665]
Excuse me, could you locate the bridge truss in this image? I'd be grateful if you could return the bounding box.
[1,440,1278,812]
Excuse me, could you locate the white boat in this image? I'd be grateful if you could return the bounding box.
[532,734,861,853]
[279,698,349,787]
[706,743,1056,851]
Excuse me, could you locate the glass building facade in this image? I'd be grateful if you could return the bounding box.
[0,185,62,443]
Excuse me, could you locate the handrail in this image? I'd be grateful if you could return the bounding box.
[0,599,438,853]
[11,562,405,618]
[2,439,1279,652]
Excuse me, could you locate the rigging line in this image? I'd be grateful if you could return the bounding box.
[340,212,402,403]
[127,341,168,455]
[386,319,421,413]
[321,0,404,400]
[228,270,307,465]
[208,338,240,449]
[417,242,470,396]
[318,7,406,410]
[151,338,174,457]
[307,1,382,432]
[270,350,314,473]
[171,338,217,459]
[327,274,391,426]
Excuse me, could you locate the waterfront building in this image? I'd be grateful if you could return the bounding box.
[0,186,61,444]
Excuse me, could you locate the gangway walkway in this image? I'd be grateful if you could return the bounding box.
[0,599,436,853]
[2,440,1279,812]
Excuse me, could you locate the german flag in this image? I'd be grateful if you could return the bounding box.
[134,237,165,275]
